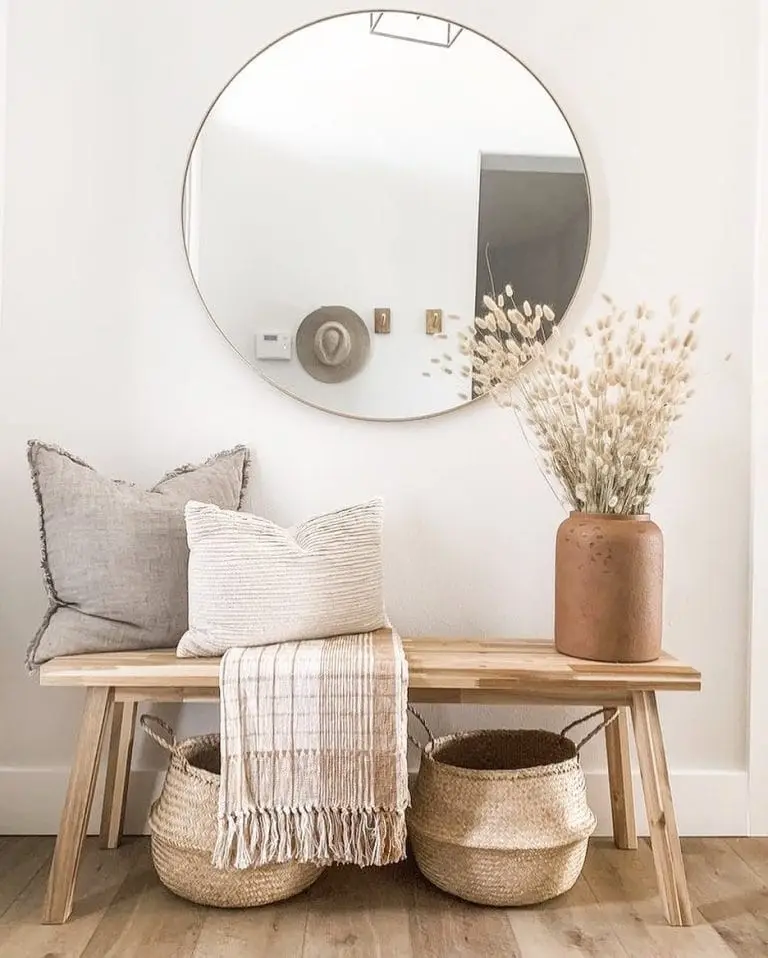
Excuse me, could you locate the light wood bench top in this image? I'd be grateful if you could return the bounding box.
[39,638,701,696]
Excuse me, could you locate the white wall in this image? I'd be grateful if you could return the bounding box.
[0,1,5,328]
[749,0,768,833]
[191,13,581,419]
[0,0,757,836]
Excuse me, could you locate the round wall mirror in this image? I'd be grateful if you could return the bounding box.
[182,11,591,421]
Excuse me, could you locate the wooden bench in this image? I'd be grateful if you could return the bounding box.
[38,639,701,927]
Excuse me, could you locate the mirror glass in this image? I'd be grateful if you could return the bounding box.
[183,11,590,421]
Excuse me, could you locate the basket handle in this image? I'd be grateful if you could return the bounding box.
[140,714,178,754]
[561,708,620,753]
[407,704,436,752]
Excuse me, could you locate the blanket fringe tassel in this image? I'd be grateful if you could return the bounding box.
[212,806,407,870]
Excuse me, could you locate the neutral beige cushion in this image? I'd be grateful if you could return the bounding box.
[177,498,387,656]
[27,442,250,669]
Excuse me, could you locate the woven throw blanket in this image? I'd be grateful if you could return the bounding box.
[214,628,409,869]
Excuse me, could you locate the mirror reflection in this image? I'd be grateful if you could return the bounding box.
[183,11,590,420]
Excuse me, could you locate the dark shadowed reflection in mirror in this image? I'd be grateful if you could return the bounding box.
[182,11,590,421]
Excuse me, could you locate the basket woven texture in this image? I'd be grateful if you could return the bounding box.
[143,716,323,908]
[408,714,605,907]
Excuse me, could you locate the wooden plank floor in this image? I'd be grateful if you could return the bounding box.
[0,837,767,957]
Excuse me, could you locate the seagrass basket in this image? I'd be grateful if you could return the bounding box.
[407,708,614,907]
[141,715,323,908]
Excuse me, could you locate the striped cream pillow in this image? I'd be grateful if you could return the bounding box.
[177,498,387,656]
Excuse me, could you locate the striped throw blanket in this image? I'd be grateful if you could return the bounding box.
[213,628,409,869]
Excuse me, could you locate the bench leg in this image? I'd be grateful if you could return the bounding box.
[630,690,693,926]
[604,706,638,850]
[42,686,113,924]
[99,700,137,850]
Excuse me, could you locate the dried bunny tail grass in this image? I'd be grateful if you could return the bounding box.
[471,291,699,515]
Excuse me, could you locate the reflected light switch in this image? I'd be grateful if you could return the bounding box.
[255,331,292,360]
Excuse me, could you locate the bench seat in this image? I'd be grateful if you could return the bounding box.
[40,638,701,697]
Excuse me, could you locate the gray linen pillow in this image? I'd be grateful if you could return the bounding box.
[26,441,250,669]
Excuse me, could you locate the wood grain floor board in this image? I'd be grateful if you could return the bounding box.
[2,838,768,956]
[583,838,733,957]
[408,860,521,957]
[506,867,629,957]
[728,838,768,885]
[0,837,142,958]
[80,846,208,958]
[682,838,768,958]
[0,837,52,920]
[303,862,413,958]
[191,892,309,958]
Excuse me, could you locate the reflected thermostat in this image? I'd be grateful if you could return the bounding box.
[255,331,292,360]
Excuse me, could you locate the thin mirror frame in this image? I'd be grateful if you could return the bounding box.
[181,8,593,423]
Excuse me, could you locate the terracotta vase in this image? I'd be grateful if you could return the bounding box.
[554,512,663,663]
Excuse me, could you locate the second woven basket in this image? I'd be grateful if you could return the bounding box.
[407,708,615,907]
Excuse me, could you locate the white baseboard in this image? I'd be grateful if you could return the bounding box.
[0,767,749,837]
[0,767,164,836]
[583,769,748,836]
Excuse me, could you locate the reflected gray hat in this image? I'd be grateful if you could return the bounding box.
[296,306,371,383]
